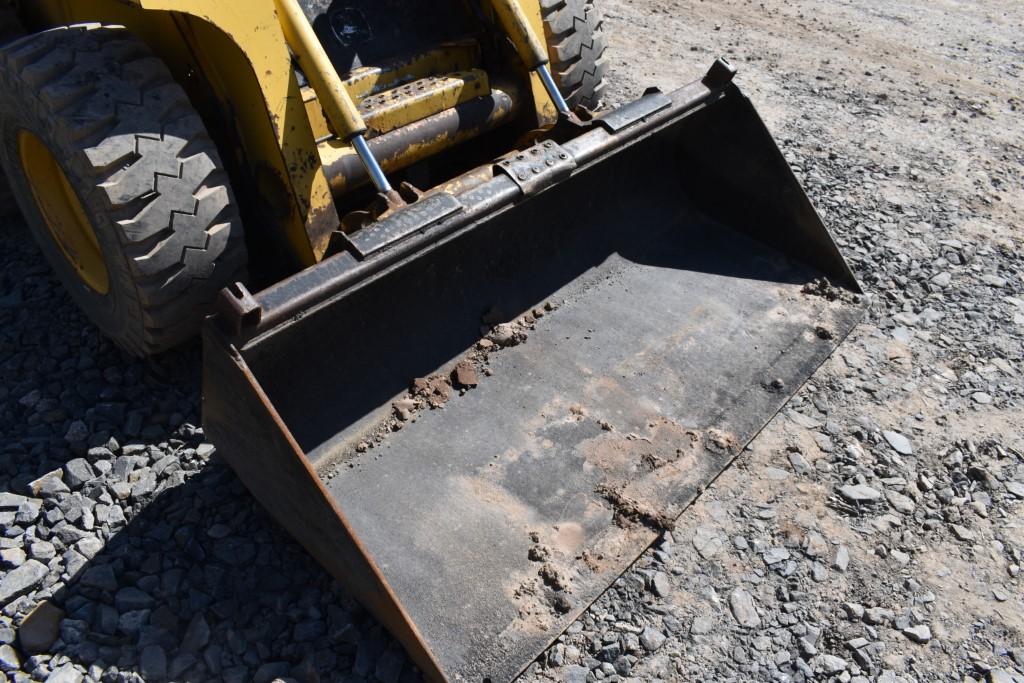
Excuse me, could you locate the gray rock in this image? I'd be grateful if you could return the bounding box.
[691,615,714,635]
[18,600,64,653]
[763,547,791,565]
[80,564,118,592]
[63,458,96,488]
[253,661,290,683]
[118,610,151,636]
[651,571,670,597]
[140,644,167,680]
[206,523,231,539]
[114,586,154,612]
[64,420,89,443]
[833,545,851,571]
[169,653,197,679]
[0,492,30,510]
[45,664,84,683]
[0,548,25,568]
[951,524,975,542]
[1005,481,1024,499]
[885,489,916,514]
[812,654,848,674]
[563,665,589,683]
[0,643,21,672]
[130,469,157,500]
[882,430,913,455]
[182,614,210,652]
[804,531,829,557]
[692,526,723,559]
[293,619,326,642]
[15,499,42,524]
[989,670,1024,683]
[788,450,812,474]
[374,646,405,683]
[728,587,761,628]
[864,607,894,625]
[28,469,69,497]
[75,536,103,560]
[0,559,47,603]
[902,625,931,643]
[640,626,667,652]
[838,484,882,502]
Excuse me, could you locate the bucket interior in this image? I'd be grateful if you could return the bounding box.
[234,91,862,681]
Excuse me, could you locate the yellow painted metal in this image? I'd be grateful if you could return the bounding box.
[488,0,548,69]
[302,87,333,143]
[345,42,480,101]
[303,43,482,143]
[18,130,110,294]
[502,0,558,126]
[359,69,490,136]
[29,0,338,266]
[273,0,366,140]
[25,0,556,261]
[320,86,518,195]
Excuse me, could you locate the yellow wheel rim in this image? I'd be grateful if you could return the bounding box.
[18,130,110,294]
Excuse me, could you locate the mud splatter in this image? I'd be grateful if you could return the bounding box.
[596,482,677,531]
[801,277,859,303]
[318,301,560,480]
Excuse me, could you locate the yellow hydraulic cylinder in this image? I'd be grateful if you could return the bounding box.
[274,0,393,192]
[487,0,571,114]
[273,0,366,139]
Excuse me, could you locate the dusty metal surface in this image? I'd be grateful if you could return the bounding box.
[205,70,862,682]
[305,208,859,682]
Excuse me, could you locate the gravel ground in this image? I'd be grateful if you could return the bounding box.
[2,1,1023,682]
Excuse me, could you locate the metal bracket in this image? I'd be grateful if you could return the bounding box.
[594,88,672,133]
[495,140,576,196]
[348,192,464,258]
[217,282,263,336]
[702,57,738,89]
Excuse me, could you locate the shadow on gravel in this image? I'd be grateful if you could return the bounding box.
[46,464,417,683]
[1,218,415,682]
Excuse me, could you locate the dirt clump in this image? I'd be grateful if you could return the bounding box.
[450,360,479,389]
[538,564,568,591]
[528,544,551,562]
[411,375,453,408]
[596,483,676,531]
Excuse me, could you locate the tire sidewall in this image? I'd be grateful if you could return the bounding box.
[0,75,146,347]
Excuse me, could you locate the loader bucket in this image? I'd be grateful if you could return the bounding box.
[203,61,862,682]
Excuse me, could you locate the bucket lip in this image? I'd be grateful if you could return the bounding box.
[212,71,748,348]
[210,57,861,355]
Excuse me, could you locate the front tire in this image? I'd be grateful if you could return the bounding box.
[540,0,608,110]
[0,23,247,356]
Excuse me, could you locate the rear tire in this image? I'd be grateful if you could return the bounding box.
[540,0,608,110]
[0,24,247,356]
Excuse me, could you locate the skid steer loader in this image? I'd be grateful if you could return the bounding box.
[0,0,862,679]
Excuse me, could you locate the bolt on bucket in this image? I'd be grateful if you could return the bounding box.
[202,61,863,682]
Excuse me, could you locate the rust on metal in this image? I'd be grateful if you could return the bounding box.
[202,332,446,681]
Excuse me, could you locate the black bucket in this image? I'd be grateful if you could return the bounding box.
[203,63,862,682]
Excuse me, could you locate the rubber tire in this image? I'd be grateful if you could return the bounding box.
[0,171,14,219]
[0,24,246,356]
[540,0,608,110]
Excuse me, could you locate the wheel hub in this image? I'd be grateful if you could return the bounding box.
[18,130,110,294]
